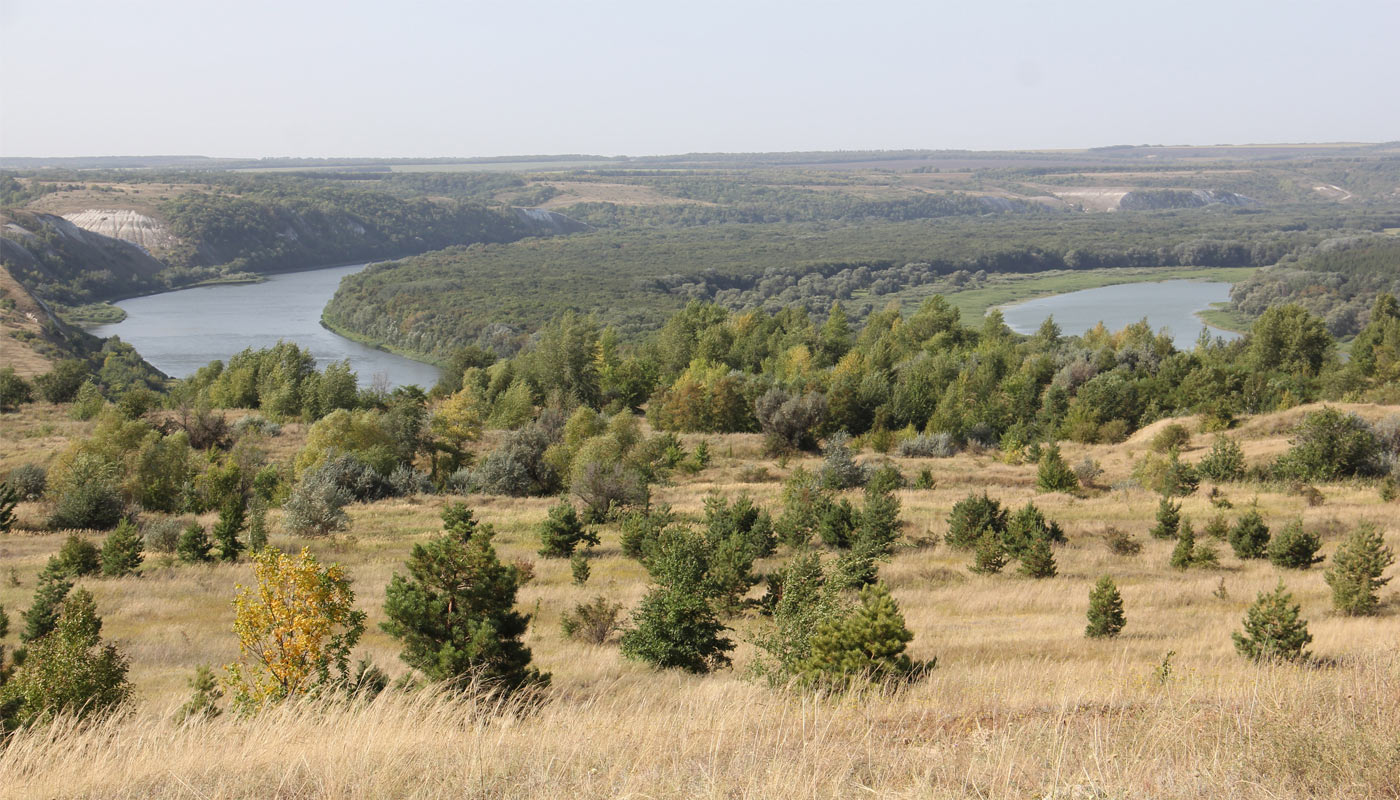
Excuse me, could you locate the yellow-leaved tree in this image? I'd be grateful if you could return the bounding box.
[224,547,364,710]
[427,385,486,477]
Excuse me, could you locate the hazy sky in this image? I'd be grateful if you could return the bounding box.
[2,0,1397,158]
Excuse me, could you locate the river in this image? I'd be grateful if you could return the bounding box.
[90,263,442,389]
[999,279,1241,350]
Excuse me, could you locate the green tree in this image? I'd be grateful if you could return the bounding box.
[0,367,33,413]
[20,567,73,643]
[212,496,247,562]
[1323,523,1394,616]
[382,518,547,692]
[1085,575,1126,638]
[1035,443,1080,493]
[52,534,101,578]
[620,527,733,673]
[175,665,224,723]
[1276,407,1383,481]
[946,492,1007,549]
[1229,510,1271,560]
[1018,533,1057,579]
[0,589,131,731]
[0,482,17,533]
[100,519,144,577]
[799,582,916,684]
[177,523,214,564]
[1248,304,1333,377]
[1150,497,1181,540]
[536,501,598,558]
[970,530,1008,575]
[1232,582,1312,662]
[1267,520,1323,570]
[1197,436,1246,482]
[1170,521,1196,569]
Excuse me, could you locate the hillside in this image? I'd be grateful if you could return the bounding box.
[1,400,1398,797]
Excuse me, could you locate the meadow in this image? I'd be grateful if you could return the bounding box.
[2,401,1398,798]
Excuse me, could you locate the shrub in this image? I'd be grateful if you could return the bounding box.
[1324,523,1394,616]
[754,388,827,455]
[48,482,124,531]
[1267,520,1324,570]
[1197,436,1246,482]
[819,432,869,490]
[1085,575,1126,638]
[1151,423,1192,454]
[100,519,144,577]
[1133,450,1198,496]
[560,595,623,644]
[750,553,849,683]
[1275,407,1383,481]
[1149,497,1181,540]
[0,366,34,412]
[282,468,352,538]
[1203,513,1230,540]
[1229,510,1271,559]
[898,433,958,458]
[387,465,433,497]
[226,548,368,709]
[0,589,131,730]
[1232,582,1312,662]
[945,492,1007,549]
[620,527,734,673]
[34,359,89,404]
[382,520,546,692]
[1104,526,1142,556]
[537,501,598,558]
[231,414,281,438]
[68,380,105,420]
[799,582,916,684]
[52,534,101,578]
[177,523,214,563]
[1035,443,1080,493]
[911,468,934,490]
[143,517,186,554]
[8,463,46,500]
[1073,457,1103,487]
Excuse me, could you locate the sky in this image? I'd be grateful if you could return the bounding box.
[1,0,1397,158]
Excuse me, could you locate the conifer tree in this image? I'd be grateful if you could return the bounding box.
[1324,523,1394,616]
[100,519,144,577]
[1229,509,1271,559]
[0,481,17,534]
[175,665,224,723]
[52,534,101,578]
[1085,575,1126,638]
[1150,496,1181,540]
[570,552,590,585]
[382,518,547,691]
[536,501,598,558]
[1035,442,1080,493]
[970,529,1008,575]
[1018,533,1057,578]
[1170,518,1196,569]
[1267,520,1324,570]
[946,492,1007,549]
[247,497,269,551]
[620,527,733,673]
[212,497,247,562]
[800,582,915,683]
[176,523,214,564]
[1232,582,1312,662]
[21,566,73,643]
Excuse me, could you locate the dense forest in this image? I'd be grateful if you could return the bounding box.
[1229,237,1400,336]
[322,206,1400,360]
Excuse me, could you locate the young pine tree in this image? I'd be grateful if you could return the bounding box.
[1324,523,1395,616]
[970,529,1008,575]
[52,534,101,578]
[537,501,599,559]
[1229,509,1271,559]
[175,665,224,723]
[1018,533,1058,579]
[1170,520,1196,570]
[800,582,916,684]
[246,497,269,552]
[20,566,73,643]
[1150,497,1181,540]
[1232,582,1312,662]
[100,518,144,577]
[1085,575,1126,638]
[176,523,214,564]
[620,527,734,673]
[212,497,247,562]
[570,552,591,585]
[382,519,547,692]
[1267,520,1324,570]
[1035,443,1080,493]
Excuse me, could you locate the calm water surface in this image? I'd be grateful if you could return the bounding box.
[91,263,441,389]
[1000,280,1240,349]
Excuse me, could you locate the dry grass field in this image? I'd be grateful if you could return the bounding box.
[1,403,1398,798]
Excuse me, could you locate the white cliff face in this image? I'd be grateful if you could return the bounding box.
[62,209,179,253]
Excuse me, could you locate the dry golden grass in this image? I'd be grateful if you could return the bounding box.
[2,403,1399,798]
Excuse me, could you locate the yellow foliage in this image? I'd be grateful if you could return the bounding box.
[224,547,364,710]
[430,385,487,448]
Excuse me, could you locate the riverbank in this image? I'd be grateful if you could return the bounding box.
[966,265,1256,322]
[318,315,449,370]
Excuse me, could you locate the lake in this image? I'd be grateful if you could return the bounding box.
[91,263,442,389]
[999,279,1241,349]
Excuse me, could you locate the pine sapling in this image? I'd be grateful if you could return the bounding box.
[1086,575,1126,638]
[1150,496,1181,540]
[1233,581,1312,662]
